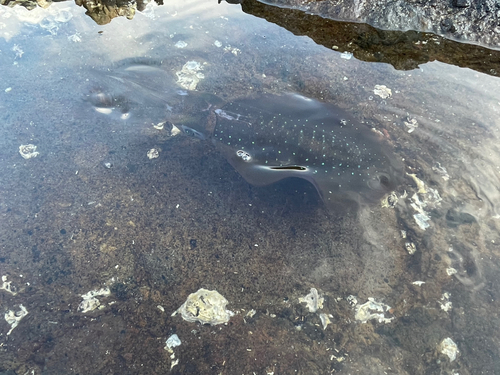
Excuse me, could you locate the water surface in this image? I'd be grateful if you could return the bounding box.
[0,1,500,374]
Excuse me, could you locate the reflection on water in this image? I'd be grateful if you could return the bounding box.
[3,0,500,77]
[1,0,500,374]
[240,0,500,77]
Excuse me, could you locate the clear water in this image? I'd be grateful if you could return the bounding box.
[0,1,499,374]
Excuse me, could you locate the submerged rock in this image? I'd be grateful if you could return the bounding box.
[0,275,17,295]
[5,304,28,335]
[172,288,234,325]
[354,297,394,324]
[373,85,392,99]
[298,288,324,313]
[176,61,205,91]
[78,287,111,313]
[19,144,39,159]
[439,337,459,361]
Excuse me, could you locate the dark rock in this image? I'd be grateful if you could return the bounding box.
[453,0,469,7]
[110,282,128,300]
[440,18,456,33]
[446,209,477,227]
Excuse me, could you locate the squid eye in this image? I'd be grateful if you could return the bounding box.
[368,173,392,190]
[181,125,206,140]
[379,175,390,188]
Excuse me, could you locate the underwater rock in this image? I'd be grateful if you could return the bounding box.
[319,313,332,330]
[354,297,394,324]
[172,288,234,325]
[175,41,188,48]
[445,209,476,227]
[381,191,399,208]
[373,85,392,99]
[432,163,450,181]
[19,144,39,159]
[164,334,182,369]
[147,148,160,159]
[439,337,459,361]
[5,304,28,335]
[298,288,324,313]
[78,287,111,313]
[176,61,205,91]
[446,267,457,276]
[405,241,416,255]
[439,292,452,312]
[452,0,469,7]
[404,117,418,133]
[0,275,17,295]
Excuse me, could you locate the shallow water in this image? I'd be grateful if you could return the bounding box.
[1,1,500,374]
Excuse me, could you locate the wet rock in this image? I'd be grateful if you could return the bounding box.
[0,0,37,10]
[445,209,476,227]
[354,298,394,324]
[19,144,39,159]
[405,241,417,255]
[172,288,234,325]
[0,275,17,295]
[75,0,138,25]
[165,334,182,369]
[78,287,111,313]
[452,0,469,8]
[5,304,28,335]
[110,282,128,300]
[381,191,399,208]
[439,337,459,361]
[440,18,456,33]
[147,148,160,159]
[373,85,392,99]
[298,288,324,313]
[176,61,205,91]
